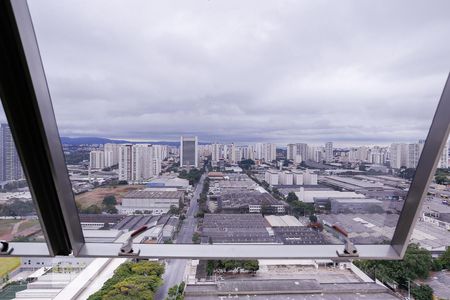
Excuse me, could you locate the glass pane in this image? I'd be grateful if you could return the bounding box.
[0,104,45,244]
[27,0,450,252]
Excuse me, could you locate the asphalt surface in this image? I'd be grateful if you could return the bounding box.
[155,173,205,300]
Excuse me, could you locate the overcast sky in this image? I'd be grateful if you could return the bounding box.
[23,0,450,145]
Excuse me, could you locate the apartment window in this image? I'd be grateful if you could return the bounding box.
[0,0,449,260]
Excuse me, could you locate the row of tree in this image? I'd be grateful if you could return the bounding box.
[206,260,259,276]
[76,195,119,215]
[166,281,185,300]
[178,168,203,185]
[0,199,35,216]
[355,244,450,300]
[88,260,165,300]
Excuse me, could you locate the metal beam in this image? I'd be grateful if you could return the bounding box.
[0,0,84,255]
[391,73,450,257]
[7,243,400,260]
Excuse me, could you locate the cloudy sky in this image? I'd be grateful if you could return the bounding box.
[24,0,450,145]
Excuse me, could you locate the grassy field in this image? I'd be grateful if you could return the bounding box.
[75,185,145,209]
[0,257,20,278]
[0,220,20,237]
[17,219,40,232]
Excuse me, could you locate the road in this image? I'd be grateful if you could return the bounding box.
[155,173,205,300]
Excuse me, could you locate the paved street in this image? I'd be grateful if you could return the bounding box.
[155,173,205,300]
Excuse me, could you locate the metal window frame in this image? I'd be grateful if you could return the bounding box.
[1,0,449,260]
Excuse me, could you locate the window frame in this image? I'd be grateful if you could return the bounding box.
[1,0,449,260]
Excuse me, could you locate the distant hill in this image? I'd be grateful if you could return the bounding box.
[60,136,208,146]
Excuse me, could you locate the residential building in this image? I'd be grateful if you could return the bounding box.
[104,143,120,167]
[89,150,105,169]
[0,123,23,181]
[325,142,333,162]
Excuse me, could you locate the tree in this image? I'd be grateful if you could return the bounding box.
[88,261,165,300]
[411,284,433,300]
[435,174,448,185]
[168,205,180,215]
[103,195,117,206]
[286,192,299,203]
[309,215,318,223]
[355,244,432,286]
[242,260,259,273]
[192,232,201,244]
[82,204,101,214]
[437,246,450,269]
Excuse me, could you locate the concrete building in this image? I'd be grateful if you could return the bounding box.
[264,170,279,185]
[118,144,161,182]
[104,143,120,167]
[278,171,293,185]
[330,198,384,214]
[438,141,449,168]
[119,190,184,215]
[0,123,23,181]
[180,136,198,168]
[325,142,333,162]
[295,188,365,203]
[89,150,105,169]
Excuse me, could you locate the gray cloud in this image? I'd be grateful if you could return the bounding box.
[24,0,450,145]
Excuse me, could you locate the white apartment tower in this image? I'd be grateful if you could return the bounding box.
[89,151,105,169]
[104,143,120,167]
[118,144,133,181]
[325,142,333,162]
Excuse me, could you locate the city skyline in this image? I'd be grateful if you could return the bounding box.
[20,0,450,144]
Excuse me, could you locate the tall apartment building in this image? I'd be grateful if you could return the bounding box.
[262,143,276,162]
[211,143,221,162]
[0,123,23,181]
[325,142,333,162]
[89,151,105,169]
[118,144,162,182]
[104,143,120,167]
[180,136,198,168]
[438,141,449,169]
[286,144,296,160]
[390,143,408,169]
[118,144,133,181]
[390,140,448,169]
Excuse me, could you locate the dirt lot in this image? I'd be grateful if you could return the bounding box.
[75,185,145,209]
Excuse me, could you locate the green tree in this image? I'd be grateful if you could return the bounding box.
[355,244,432,286]
[438,246,450,269]
[411,284,433,300]
[82,204,102,214]
[192,232,201,244]
[88,261,164,300]
[286,192,299,203]
[242,260,259,273]
[103,195,117,206]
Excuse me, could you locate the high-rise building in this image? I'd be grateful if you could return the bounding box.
[211,143,221,162]
[104,143,120,167]
[118,144,133,181]
[118,144,161,182]
[438,141,449,169]
[262,143,276,162]
[131,144,155,182]
[296,143,309,163]
[89,151,105,169]
[180,136,198,168]
[0,123,23,181]
[286,144,296,160]
[325,142,333,162]
[390,143,408,169]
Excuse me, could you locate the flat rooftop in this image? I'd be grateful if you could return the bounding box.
[123,190,184,199]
